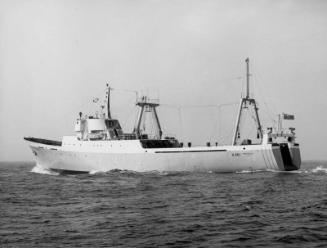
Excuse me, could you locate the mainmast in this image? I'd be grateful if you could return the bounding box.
[106,83,112,119]
[232,58,263,145]
[246,57,250,99]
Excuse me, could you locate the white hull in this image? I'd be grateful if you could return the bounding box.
[26,138,301,173]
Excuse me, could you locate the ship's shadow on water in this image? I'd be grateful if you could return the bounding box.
[1,161,327,247]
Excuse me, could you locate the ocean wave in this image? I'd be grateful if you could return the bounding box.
[30,163,59,175]
[235,169,268,174]
[294,166,327,174]
[311,166,327,173]
[88,169,189,177]
[236,166,327,174]
[89,170,106,175]
[88,169,128,175]
[89,169,141,176]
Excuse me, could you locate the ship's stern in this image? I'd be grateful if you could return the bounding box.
[271,142,301,171]
[289,143,301,170]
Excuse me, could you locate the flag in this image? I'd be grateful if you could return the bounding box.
[283,113,295,120]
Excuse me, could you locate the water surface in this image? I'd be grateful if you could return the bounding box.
[1,161,327,247]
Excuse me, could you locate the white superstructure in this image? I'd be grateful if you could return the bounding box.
[25,59,301,173]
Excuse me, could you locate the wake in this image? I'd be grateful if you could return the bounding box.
[30,163,59,175]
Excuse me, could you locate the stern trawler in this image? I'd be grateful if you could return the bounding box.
[25,59,301,173]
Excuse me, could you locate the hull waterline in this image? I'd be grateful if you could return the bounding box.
[26,139,301,173]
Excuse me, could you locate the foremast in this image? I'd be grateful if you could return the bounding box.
[133,96,163,139]
[232,58,263,145]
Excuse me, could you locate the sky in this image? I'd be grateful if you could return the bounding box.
[0,0,327,161]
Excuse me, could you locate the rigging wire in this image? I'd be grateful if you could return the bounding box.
[161,102,238,144]
[62,85,110,126]
[160,102,238,109]
[110,87,139,102]
[251,66,278,124]
[177,107,184,142]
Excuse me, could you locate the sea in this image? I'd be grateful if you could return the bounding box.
[0,161,327,248]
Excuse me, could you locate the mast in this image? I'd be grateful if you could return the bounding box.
[133,96,162,139]
[232,58,263,145]
[246,57,250,99]
[106,83,111,119]
[153,107,163,139]
[232,98,245,145]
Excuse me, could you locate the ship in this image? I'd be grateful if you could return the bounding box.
[25,58,301,173]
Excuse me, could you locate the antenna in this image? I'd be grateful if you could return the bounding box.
[106,83,112,119]
[245,57,250,99]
